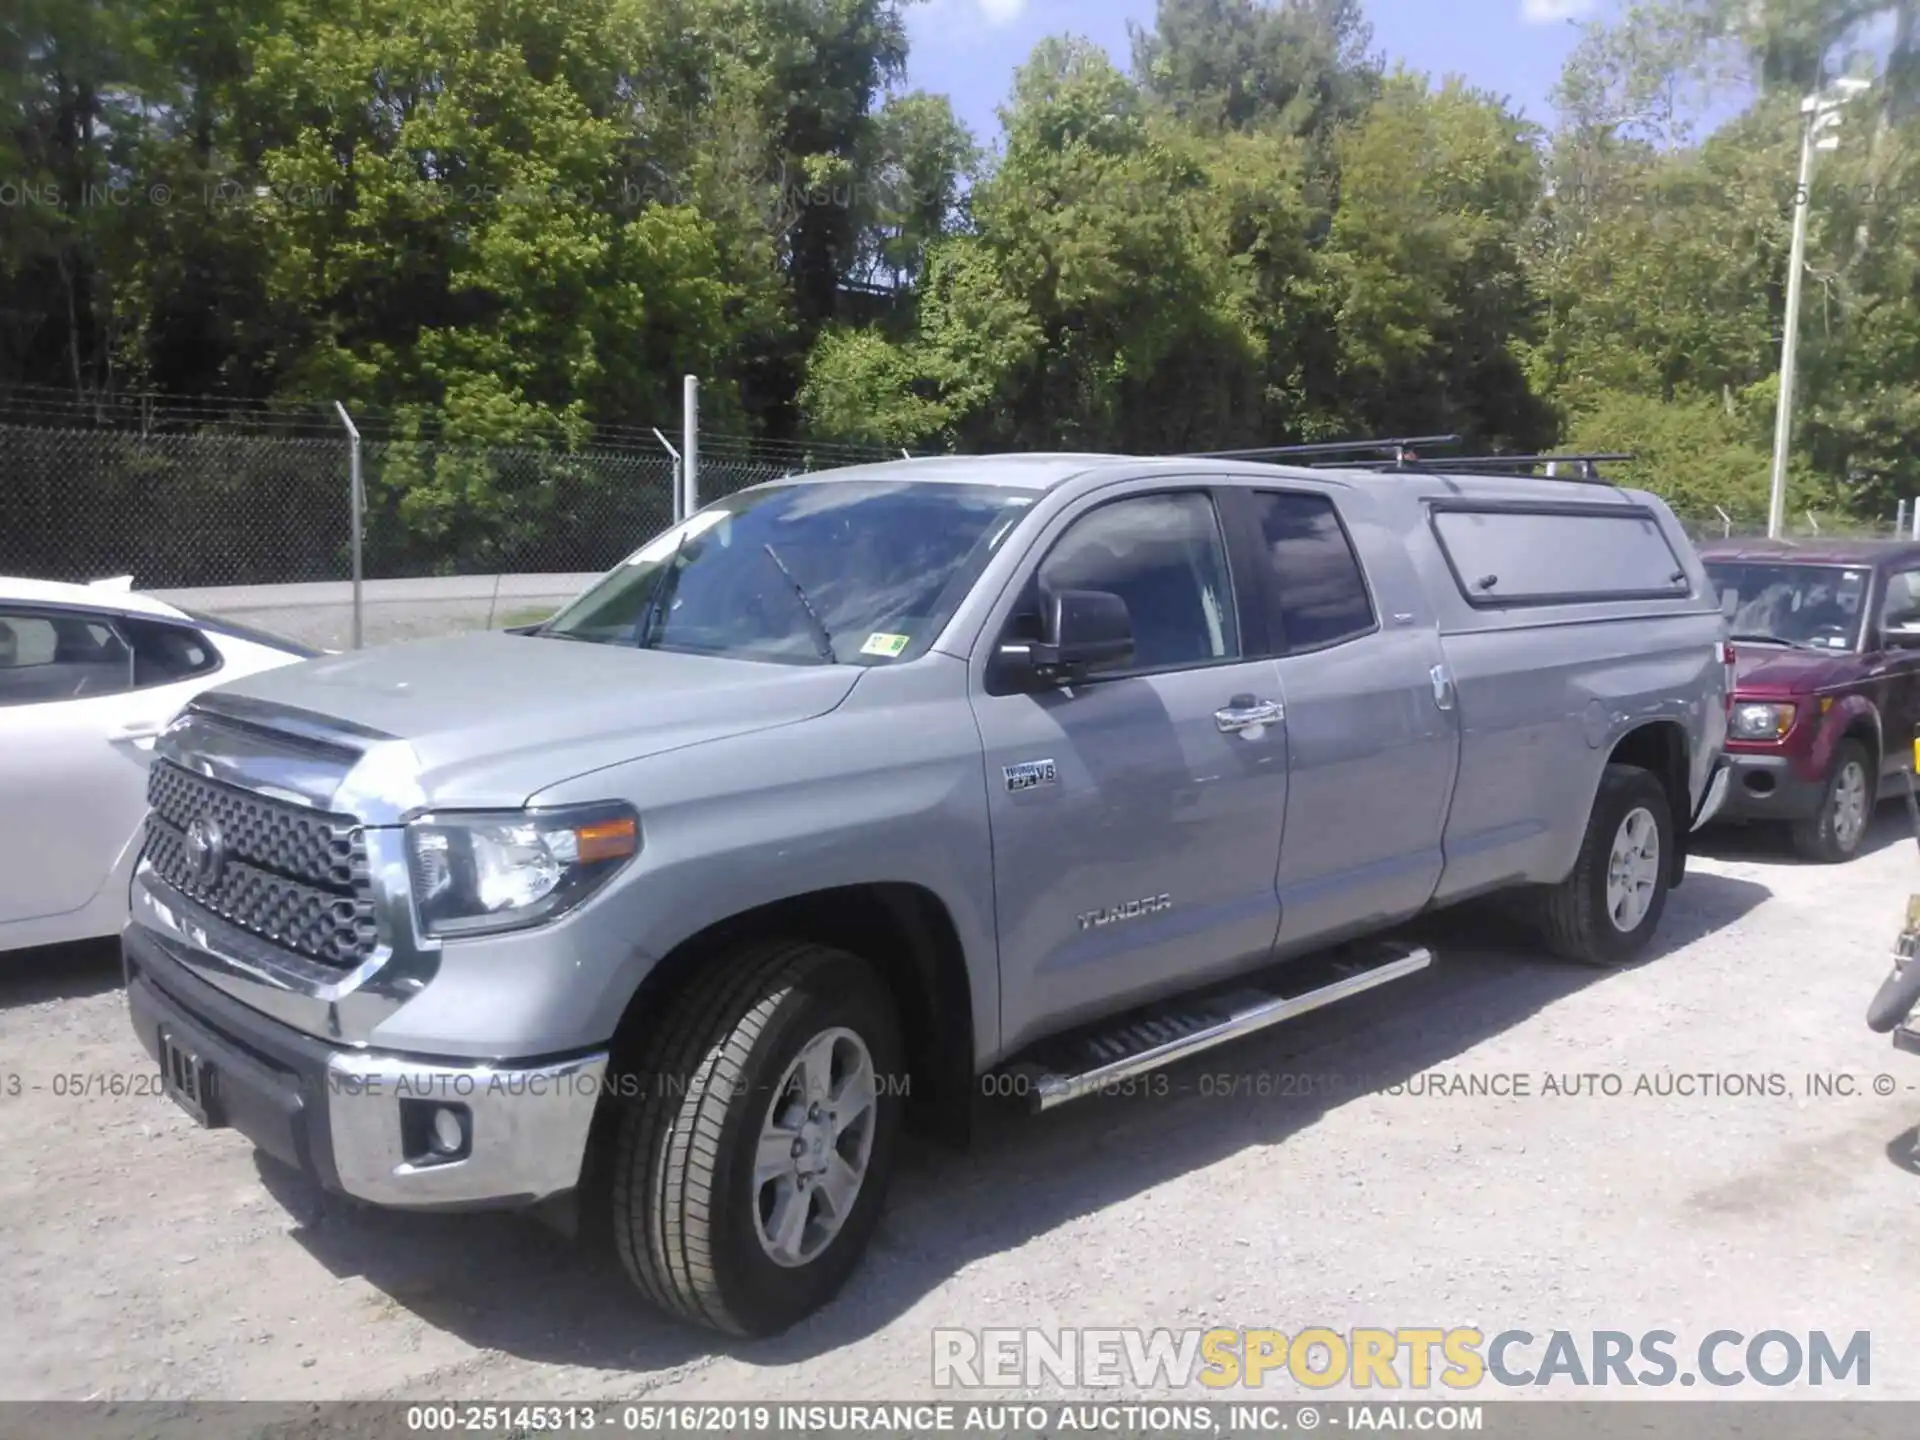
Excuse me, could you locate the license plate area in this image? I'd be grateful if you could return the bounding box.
[159,1028,221,1128]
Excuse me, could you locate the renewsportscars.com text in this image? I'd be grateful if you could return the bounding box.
[931,1327,1871,1390]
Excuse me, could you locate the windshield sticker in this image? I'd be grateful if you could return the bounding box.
[861,632,911,658]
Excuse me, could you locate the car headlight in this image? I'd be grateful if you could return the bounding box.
[406,803,639,938]
[1729,701,1797,742]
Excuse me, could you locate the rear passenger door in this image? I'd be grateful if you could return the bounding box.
[0,606,143,926]
[0,606,226,931]
[1222,485,1461,951]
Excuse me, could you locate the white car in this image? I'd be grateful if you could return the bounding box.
[0,575,319,953]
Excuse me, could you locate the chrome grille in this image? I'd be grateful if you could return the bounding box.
[143,760,377,967]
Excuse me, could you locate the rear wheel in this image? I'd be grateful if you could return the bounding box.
[1791,739,1874,864]
[609,939,904,1336]
[1532,764,1675,968]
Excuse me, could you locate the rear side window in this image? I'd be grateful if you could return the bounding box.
[1430,507,1689,606]
[119,616,222,687]
[1249,491,1377,652]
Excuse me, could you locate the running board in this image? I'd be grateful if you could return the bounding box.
[998,939,1433,1113]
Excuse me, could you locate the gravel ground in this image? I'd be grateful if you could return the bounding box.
[5,812,1920,1404]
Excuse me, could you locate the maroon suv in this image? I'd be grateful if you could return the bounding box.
[1699,539,1920,862]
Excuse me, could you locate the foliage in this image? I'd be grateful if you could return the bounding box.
[8,0,1920,531]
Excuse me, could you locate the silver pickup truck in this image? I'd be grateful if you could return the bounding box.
[124,449,1731,1336]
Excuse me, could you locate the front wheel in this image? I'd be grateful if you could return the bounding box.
[1791,739,1875,864]
[609,939,904,1336]
[1532,763,1676,968]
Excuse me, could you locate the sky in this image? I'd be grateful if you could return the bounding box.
[903,0,1610,146]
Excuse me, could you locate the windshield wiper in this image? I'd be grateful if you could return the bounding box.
[1728,632,1824,652]
[635,529,693,649]
[760,543,837,664]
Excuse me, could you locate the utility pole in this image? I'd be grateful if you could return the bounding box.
[333,401,364,650]
[1767,78,1870,539]
[682,375,700,519]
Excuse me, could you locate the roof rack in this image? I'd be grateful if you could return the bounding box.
[1323,451,1637,485]
[1179,434,1461,465]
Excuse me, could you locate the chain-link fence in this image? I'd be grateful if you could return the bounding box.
[1674,510,1911,547]
[8,390,1914,591]
[0,406,903,588]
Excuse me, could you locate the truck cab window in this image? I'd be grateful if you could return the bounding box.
[1250,491,1377,652]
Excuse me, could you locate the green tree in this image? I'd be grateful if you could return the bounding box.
[1130,0,1379,142]
[1318,74,1550,448]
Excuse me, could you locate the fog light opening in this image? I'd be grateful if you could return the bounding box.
[399,1097,472,1165]
[1744,771,1776,797]
[430,1106,466,1156]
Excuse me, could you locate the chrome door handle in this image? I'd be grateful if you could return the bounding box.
[1216,698,1285,734]
[1430,664,1456,712]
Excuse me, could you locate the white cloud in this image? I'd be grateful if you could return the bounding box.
[1520,0,1600,22]
[914,0,1029,32]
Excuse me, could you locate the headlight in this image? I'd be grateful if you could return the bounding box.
[406,803,639,938]
[1729,702,1797,742]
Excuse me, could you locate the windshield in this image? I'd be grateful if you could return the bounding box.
[541,480,1034,664]
[1704,561,1869,652]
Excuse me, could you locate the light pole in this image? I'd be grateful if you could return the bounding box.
[1767,77,1870,539]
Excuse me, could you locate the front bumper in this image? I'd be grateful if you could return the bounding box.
[1710,752,1826,824]
[124,924,607,1210]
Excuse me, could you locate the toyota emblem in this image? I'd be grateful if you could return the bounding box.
[184,817,227,885]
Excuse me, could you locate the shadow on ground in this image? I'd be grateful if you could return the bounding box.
[0,936,122,1008]
[259,868,1772,1382]
[1696,800,1917,865]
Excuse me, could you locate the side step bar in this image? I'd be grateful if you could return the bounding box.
[998,939,1433,1113]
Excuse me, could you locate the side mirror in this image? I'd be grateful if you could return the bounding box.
[1038,589,1134,674]
[993,589,1135,688]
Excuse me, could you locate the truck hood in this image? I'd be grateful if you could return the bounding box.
[201,630,861,810]
[1731,642,1861,697]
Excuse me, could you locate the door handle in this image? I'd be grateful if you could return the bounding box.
[110,719,164,746]
[1215,697,1285,734]
[1430,664,1456,712]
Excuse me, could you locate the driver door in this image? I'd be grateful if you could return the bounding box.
[968,487,1290,1053]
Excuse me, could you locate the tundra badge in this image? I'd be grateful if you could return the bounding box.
[1078,895,1173,931]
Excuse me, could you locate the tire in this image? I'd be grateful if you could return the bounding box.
[1533,763,1676,968]
[609,938,904,1337]
[1791,739,1875,864]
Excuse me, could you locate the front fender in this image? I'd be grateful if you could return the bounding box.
[1806,694,1881,782]
[366,658,1001,1066]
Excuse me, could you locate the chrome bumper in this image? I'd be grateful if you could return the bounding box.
[126,924,607,1210]
[325,1049,609,1207]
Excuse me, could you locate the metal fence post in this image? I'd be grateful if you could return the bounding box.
[682,374,699,516]
[1912,498,1920,542]
[651,427,683,526]
[333,401,364,650]
[1900,499,1909,538]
